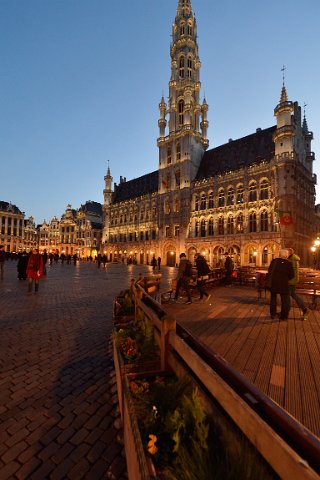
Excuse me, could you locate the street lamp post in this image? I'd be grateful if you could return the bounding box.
[311,237,320,269]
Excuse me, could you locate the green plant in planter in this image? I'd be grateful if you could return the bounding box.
[115,312,158,364]
[129,375,194,469]
[114,289,135,317]
[163,388,216,479]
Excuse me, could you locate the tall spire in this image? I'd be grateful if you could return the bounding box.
[302,103,309,133]
[280,65,288,103]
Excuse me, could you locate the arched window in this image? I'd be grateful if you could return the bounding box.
[187,57,192,78]
[249,182,257,202]
[194,194,199,211]
[164,199,170,214]
[180,22,185,36]
[236,213,244,233]
[200,194,206,210]
[178,100,184,126]
[175,169,181,187]
[195,220,199,237]
[179,56,185,78]
[227,216,234,234]
[176,142,181,160]
[167,145,172,164]
[218,217,224,235]
[260,210,268,231]
[208,191,214,209]
[260,179,269,200]
[249,212,257,232]
[227,187,234,206]
[208,218,214,236]
[237,184,244,204]
[201,219,206,237]
[218,189,225,207]
[187,21,193,36]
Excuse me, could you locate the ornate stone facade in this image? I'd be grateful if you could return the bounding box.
[0,201,38,252]
[38,201,103,258]
[102,0,316,267]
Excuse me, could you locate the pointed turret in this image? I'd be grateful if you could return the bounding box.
[280,84,288,104]
[104,162,113,206]
[157,0,208,195]
[273,78,294,158]
[158,96,167,140]
[302,112,309,134]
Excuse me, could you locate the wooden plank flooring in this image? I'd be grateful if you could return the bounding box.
[164,285,320,438]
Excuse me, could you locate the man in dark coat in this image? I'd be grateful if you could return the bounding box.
[224,252,233,286]
[195,253,211,301]
[268,249,294,320]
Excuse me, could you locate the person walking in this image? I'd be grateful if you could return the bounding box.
[224,252,233,286]
[195,253,211,301]
[27,248,44,293]
[0,245,6,280]
[174,253,193,304]
[151,255,157,271]
[157,256,161,271]
[287,248,308,320]
[268,249,294,320]
[17,250,29,280]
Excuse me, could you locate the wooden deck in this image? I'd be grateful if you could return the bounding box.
[164,285,320,438]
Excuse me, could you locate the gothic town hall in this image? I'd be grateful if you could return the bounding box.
[102,0,316,268]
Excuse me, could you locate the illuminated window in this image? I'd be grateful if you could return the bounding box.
[195,221,199,237]
[201,219,206,237]
[175,169,181,187]
[187,57,192,78]
[208,191,214,208]
[236,185,244,203]
[176,142,181,160]
[260,210,268,231]
[208,218,214,236]
[218,189,225,207]
[200,194,206,210]
[179,56,185,78]
[227,216,234,234]
[260,179,269,200]
[227,187,234,206]
[167,145,172,164]
[249,212,257,232]
[236,213,244,233]
[174,225,179,237]
[178,100,184,126]
[249,182,257,202]
[218,217,224,235]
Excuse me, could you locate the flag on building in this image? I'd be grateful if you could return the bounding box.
[279,211,293,225]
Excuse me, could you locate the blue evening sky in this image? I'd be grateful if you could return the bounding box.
[1,0,319,224]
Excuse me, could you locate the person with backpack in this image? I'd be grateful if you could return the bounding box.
[224,252,233,286]
[174,253,192,304]
[195,253,211,301]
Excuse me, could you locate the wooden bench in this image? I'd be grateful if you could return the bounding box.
[296,279,320,309]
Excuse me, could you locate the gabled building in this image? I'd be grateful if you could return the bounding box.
[102,0,316,267]
[39,201,103,259]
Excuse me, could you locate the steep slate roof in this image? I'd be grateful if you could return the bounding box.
[113,171,159,203]
[80,201,103,215]
[0,201,23,214]
[196,125,276,180]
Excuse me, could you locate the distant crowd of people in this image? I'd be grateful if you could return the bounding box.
[0,244,309,320]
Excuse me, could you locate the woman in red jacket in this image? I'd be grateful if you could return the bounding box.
[27,248,44,293]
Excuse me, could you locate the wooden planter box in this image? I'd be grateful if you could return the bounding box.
[113,333,160,419]
[122,372,165,480]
